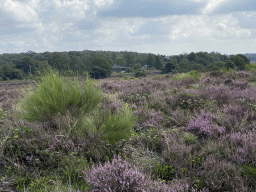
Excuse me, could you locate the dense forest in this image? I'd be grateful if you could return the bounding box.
[0,50,254,81]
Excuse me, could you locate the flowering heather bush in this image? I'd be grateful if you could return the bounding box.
[81,154,172,191]
[237,70,252,79]
[161,130,193,169]
[198,84,233,107]
[141,110,164,131]
[173,77,197,89]
[165,91,207,113]
[97,95,125,116]
[199,154,248,191]
[208,70,224,78]
[200,76,212,85]
[185,110,225,141]
[223,68,239,79]
[217,130,256,166]
[246,110,256,123]
[220,103,250,133]
[233,79,249,90]
[164,107,197,128]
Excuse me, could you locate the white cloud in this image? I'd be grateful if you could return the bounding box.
[10,40,25,47]
[189,0,203,2]
[202,0,230,14]
[54,0,62,8]
[2,0,39,22]
[169,16,212,40]
[169,14,252,40]
[0,0,255,55]
[94,0,114,8]
[27,0,40,9]
[92,17,146,45]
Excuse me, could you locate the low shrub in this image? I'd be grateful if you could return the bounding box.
[134,68,147,78]
[81,154,171,191]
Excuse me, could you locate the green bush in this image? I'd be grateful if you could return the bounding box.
[89,66,108,79]
[188,70,201,81]
[132,63,142,70]
[245,63,256,74]
[162,61,177,74]
[63,70,75,77]
[239,163,256,189]
[206,61,225,72]
[151,162,175,183]
[224,60,237,71]
[134,68,147,78]
[19,69,104,127]
[125,67,134,73]
[75,103,138,146]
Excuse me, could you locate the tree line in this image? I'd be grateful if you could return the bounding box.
[0,50,253,81]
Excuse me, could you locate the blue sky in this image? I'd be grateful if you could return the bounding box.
[0,0,255,56]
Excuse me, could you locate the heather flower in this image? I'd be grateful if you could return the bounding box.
[200,76,212,85]
[81,154,172,191]
[186,110,225,140]
[199,154,248,191]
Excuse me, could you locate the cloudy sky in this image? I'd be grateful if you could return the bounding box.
[0,0,255,56]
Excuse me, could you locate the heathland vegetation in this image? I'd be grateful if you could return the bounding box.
[1,50,256,191]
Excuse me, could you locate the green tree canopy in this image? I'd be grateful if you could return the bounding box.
[154,54,164,70]
[162,61,177,74]
[47,52,70,72]
[69,55,83,74]
[111,52,117,64]
[18,57,39,74]
[91,55,112,78]
[176,58,193,73]
[123,51,135,67]
[115,57,126,66]
[146,54,155,69]
[229,55,247,71]
[206,61,225,72]
[132,63,142,70]
[81,54,93,73]
[89,66,108,79]
[196,58,210,67]
[224,59,237,70]
[237,54,250,65]
[187,52,196,62]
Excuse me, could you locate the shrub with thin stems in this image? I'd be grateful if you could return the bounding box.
[73,102,139,146]
[18,69,104,126]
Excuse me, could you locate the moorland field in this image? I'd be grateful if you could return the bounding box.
[2,67,256,191]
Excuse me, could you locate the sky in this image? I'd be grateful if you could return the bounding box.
[0,0,255,56]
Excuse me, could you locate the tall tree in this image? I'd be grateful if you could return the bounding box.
[123,51,135,67]
[91,55,112,78]
[146,54,155,69]
[70,56,83,73]
[206,61,225,72]
[229,55,246,71]
[176,58,193,73]
[162,61,177,74]
[132,63,142,70]
[111,52,117,65]
[18,57,39,74]
[47,52,70,72]
[187,52,196,62]
[160,55,168,62]
[115,57,126,66]
[236,54,250,65]
[196,58,210,67]
[224,59,237,70]
[81,54,93,73]
[154,54,164,70]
